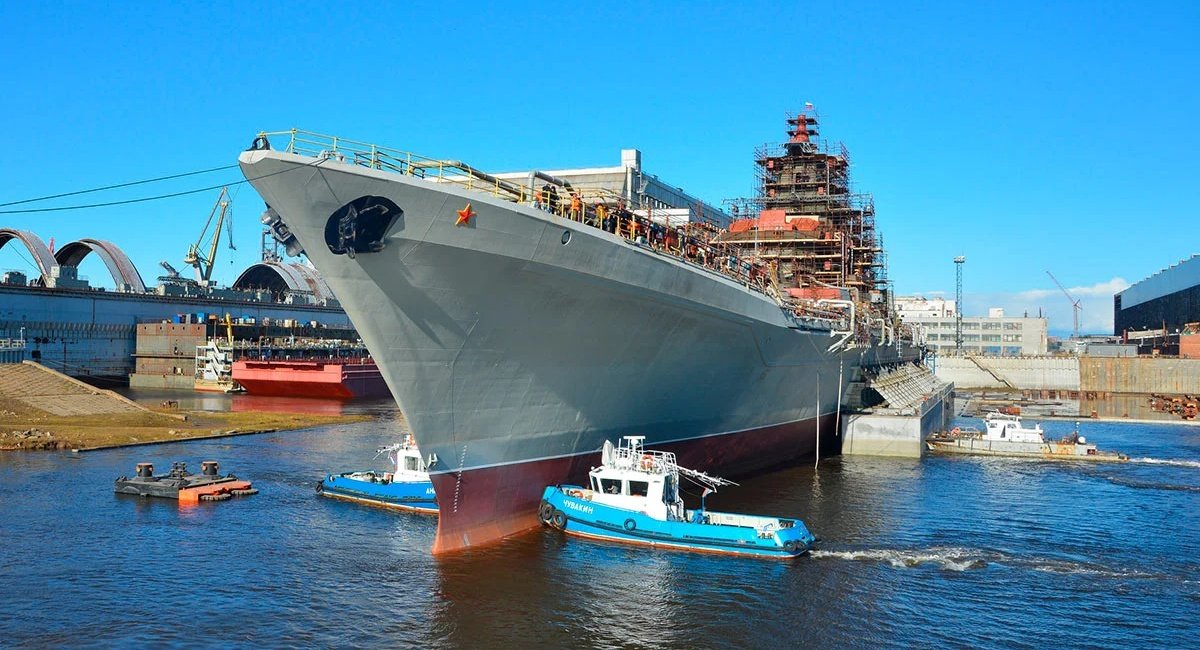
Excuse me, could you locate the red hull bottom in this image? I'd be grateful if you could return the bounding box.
[429,414,836,554]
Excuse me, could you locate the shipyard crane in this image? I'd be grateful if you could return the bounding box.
[1046,270,1082,339]
[185,187,236,286]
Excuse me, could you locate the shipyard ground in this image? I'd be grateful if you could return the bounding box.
[0,402,368,451]
[0,362,369,451]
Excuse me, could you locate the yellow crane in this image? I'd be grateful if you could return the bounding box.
[185,187,236,286]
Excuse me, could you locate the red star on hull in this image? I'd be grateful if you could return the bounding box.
[456,203,476,226]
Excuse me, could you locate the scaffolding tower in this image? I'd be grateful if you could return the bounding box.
[717,108,888,306]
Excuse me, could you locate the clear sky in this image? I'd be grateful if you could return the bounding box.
[1,1,1196,334]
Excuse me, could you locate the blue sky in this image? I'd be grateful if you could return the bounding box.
[1,1,1196,334]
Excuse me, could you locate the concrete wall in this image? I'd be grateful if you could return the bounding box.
[129,374,195,390]
[1080,357,1200,394]
[841,383,954,458]
[933,356,1080,390]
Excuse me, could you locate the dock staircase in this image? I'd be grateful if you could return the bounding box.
[863,362,952,412]
[0,362,151,417]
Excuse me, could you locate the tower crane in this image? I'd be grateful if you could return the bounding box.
[1046,270,1082,339]
[185,187,236,286]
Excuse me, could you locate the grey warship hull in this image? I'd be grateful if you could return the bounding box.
[239,146,911,552]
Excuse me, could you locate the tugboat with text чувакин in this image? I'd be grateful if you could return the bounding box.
[539,436,816,559]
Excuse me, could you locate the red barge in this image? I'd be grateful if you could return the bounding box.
[232,357,391,399]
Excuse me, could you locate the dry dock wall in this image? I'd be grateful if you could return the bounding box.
[841,382,955,458]
[1080,357,1200,394]
[933,356,1080,391]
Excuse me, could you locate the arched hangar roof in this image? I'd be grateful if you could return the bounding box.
[232,262,336,303]
[54,238,146,292]
[0,228,57,286]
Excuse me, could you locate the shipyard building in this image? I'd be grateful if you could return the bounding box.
[1114,255,1200,336]
[0,226,352,381]
[895,296,1048,356]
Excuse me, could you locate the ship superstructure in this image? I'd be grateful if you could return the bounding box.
[238,120,917,553]
[718,108,890,318]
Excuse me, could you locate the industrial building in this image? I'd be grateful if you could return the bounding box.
[0,226,352,382]
[895,297,1048,356]
[1114,254,1200,336]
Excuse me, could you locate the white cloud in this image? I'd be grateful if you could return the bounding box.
[962,277,1130,335]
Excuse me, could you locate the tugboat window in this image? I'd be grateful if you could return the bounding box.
[405,457,419,471]
[601,478,621,494]
[629,480,649,497]
[590,476,600,491]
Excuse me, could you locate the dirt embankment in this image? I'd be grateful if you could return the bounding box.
[0,362,371,451]
[0,402,371,451]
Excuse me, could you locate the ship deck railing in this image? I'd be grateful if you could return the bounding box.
[609,446,680,475]
[256,129,868,332]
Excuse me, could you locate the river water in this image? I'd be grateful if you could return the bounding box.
[1,408,1197,648]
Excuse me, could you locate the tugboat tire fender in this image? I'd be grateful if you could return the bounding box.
[315,482,324,494]
[538,501,554,523]
[551,511,567,529]
[783,540,799,553]
[624,518,637,532]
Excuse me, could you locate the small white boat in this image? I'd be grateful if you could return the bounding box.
[926,412,1127,462]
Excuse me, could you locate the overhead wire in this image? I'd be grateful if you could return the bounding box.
[0,158,328,215]
[0,164,238,208]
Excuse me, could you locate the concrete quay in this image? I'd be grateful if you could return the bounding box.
[839,362,955,459]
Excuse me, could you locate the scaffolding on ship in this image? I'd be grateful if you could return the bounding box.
[714,108,897,338]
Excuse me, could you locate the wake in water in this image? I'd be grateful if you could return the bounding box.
[1099,475,1200,492]
[809,546,990,571]
[811,546,1165,579]
[1130,457,1200,469]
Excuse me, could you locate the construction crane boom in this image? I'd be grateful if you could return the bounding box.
[1046,270,1082,339]
[184,188,235,285]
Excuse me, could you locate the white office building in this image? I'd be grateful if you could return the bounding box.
[896,297,1048,356]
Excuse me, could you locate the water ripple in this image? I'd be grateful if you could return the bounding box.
[0,416,1197,648]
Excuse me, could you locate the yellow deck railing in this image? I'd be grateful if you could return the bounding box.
[253,129,867,333]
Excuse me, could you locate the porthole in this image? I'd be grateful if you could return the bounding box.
[561,230,571,245]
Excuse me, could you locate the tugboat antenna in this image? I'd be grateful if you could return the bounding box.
[677,466,738,490]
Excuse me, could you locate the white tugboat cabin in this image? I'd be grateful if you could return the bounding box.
[982,412,1045,443]
[582,436,704,522]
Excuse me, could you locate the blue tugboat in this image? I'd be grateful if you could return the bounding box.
[318,435,438,514]
[539,436,815,559]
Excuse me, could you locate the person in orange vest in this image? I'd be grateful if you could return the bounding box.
[569,193,582,221]
[596,202,609,231]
